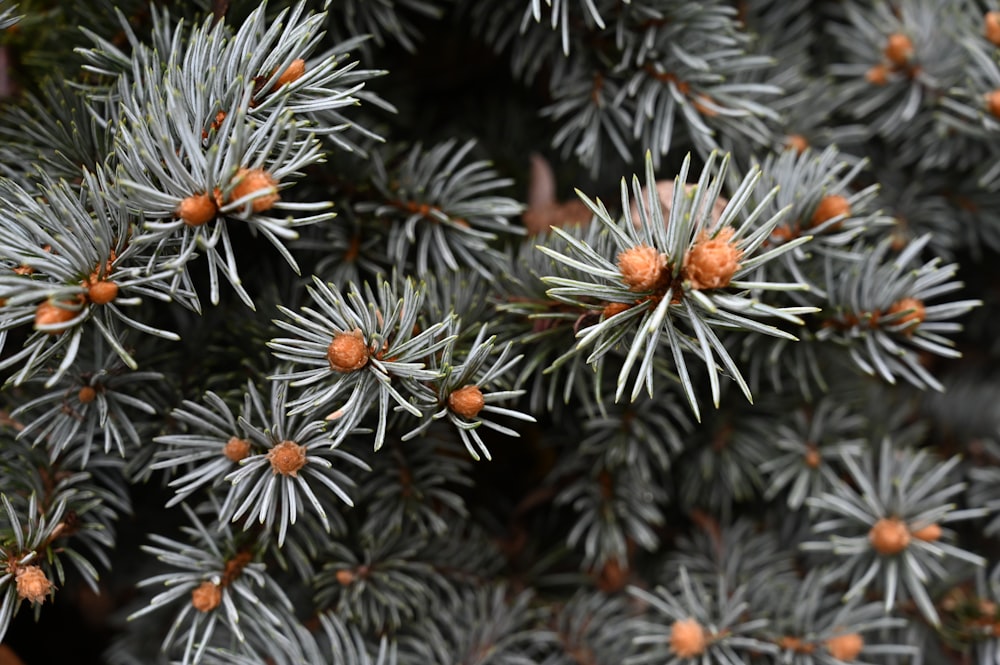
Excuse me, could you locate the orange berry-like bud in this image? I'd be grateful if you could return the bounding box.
[335,569,355,586]
[223,436,252,462]
[617,245,666,292]
[267,440,307,477]
[15,565,53,604]
[34,300,78,333]
[178,193,218,226]
[884,33,914,66]
[448,385,486,419]
[887,297,925,332]
[87,280,118,305]
[803,446,821,469]
[670,618,707,658]
[191,580,222,612]
[684,228,743,290]
[275,58,306,87]
[826,632,864,661]
[911,523,941,542]
[811,195,851,227]
[229,168,280,213]
[869,517,910,555]
[78,386,97,404]
[987,12,1000,46]
[785,134,809,154]
[987,90,1000,118]
[866,64,889,85]
[327,330,369,373]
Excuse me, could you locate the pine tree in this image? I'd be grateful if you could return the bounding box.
[2,1,1000,663]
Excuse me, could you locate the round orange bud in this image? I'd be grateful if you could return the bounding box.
[869,517,910,555]
[335,569,355,586]
[670,618,707,658]
[449,385,486,419]
[78,386,97,404]
[617,245,666,292]
[275,58,306,87]
[327,331,369,373]
[34,300,78,333]
[785,134,809,153]
[987,12,1000,46]
[884,33,914,66]
[911,523,941,542]
[811,195,851,227]
[15,565,53,604]
[825,632,864,661]
[866,64,889,86]
[987,90,1000,118]
[223,436,252,462]
[803,446,821,469]
[191,580,222,612]
[887,297,925,332]
[87,280,118,305]
[229,168,279,213]
[684,228,743,290]
[178,193,217,226]
[268,439,307,477]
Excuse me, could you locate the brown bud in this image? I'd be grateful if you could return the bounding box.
[825,632,864,661]
[223,436,252,462]
[275,59,306,87]
[684,228,743,290]
[887,297,925,333]
[811,195,851,227]
[617,245,667,292]
[335,569,355,586]
[911,523,941,542]
[869,517,910,555]
[803,446,821,469]
[884,33,914,66]
[785,134,809,153]
[670,618,707,658]
[87,280,118,305]
[448,385,486,419]
[987,90,1000,118]
[229,168,279,213]
[178,193,218,226]
[267,440,308,477]
[327,330,369,373]
[15,565,53,604]
[987,11,1000,46]
[191,580,222,612]
[866,64,889,85]
[78,386,97,404]
[34,300,78,333]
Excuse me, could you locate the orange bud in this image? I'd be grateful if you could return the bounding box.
[670,618,707,658]
[229,168,279,213]
[826,632,864,661]
[327,330,369,373]
[617,245,666,292]
[869,517,910,555]
[884,33,914,66]
[448,385,486,419]
[684,228,742,290]
[267,440,307,477]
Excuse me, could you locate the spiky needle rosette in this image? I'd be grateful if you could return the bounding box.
[537,150,815,418]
